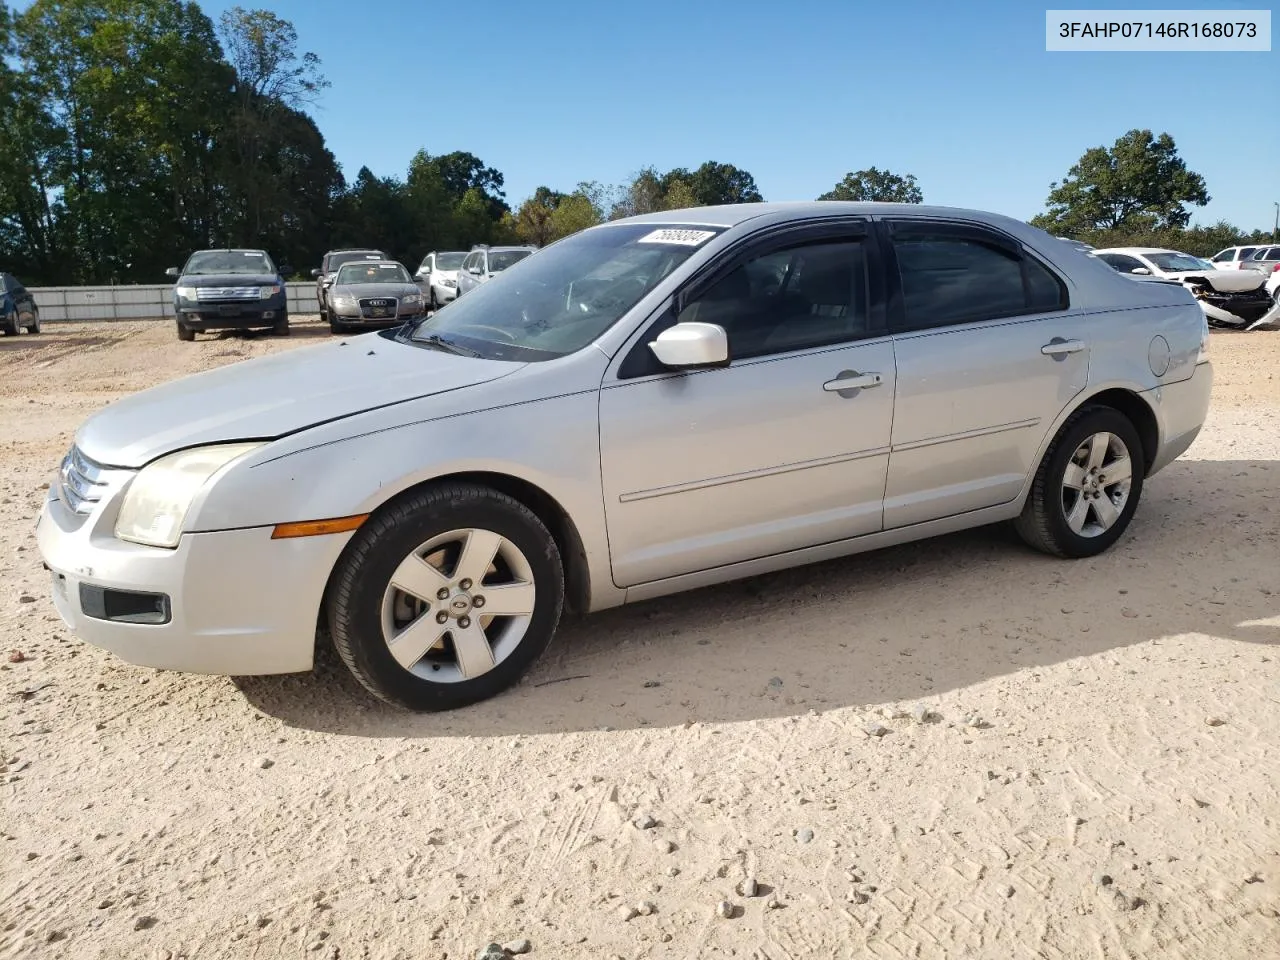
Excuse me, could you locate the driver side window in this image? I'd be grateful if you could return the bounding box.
[677,239,871,361]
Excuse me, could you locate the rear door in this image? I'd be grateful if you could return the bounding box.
[879,218,1089,529]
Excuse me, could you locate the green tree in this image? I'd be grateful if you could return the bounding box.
[818,167,923,203]
[679,161,763,205]
[513,187,563,245]
[1031,129,1209,234]
[547,190,602,240]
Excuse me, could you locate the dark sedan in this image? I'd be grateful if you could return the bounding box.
[326,261,426,334]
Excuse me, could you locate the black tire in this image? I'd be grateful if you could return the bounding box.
[2,310,17,336]
[272,311,290,336]
[328,483,564,711]
[25,308,39,334]
[176,320,195,342]
[329,318,347,335]
[1014,405,1145,559]
[428,287,438,311]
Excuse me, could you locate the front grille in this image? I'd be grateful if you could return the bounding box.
[359,297,399,318]
[58,446,133,515]
[196,287,259,302]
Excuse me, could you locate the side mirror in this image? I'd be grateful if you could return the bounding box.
[311,268,321,278]
[165,267,179,278]
[1130,267,1151,275]
[648,322,729,368]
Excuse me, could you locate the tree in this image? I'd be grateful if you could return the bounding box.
[547,190,601,240]
[680,162,763,206]
[218,6,327,107]
[1030,129,1209,234]
[819,167,923,203]
[513,187,562,245]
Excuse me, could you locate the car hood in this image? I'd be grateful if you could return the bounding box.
[178,273,279,287]
[1164,270,1265,292]
[76,336,524,468]
[331,282,421,299]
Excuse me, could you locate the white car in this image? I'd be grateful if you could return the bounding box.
[1242,245,1280,275]
[38,203,1213,712]
[414,251,467,310]
[1093,247,1279,329]
[1207,245,1267,270]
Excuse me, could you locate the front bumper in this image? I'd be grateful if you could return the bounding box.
[331,309,426,327]
[35,489,350,675]
[178,303,283,330]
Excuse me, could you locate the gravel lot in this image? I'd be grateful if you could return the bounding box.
[2,319,1278,959]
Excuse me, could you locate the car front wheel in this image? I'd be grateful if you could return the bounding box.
[328,483,565,710]
[176,320,195,342]
[1014,406,1144,559]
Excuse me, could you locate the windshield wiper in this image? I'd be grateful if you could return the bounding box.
[414,333,480,357]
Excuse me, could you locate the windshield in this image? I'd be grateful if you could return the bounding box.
[488,250,531,272]
[406,223,723,361]
[328,251,385,272]
[336,262,413,284]
[184,250,275,276]
[1146,252,1213,272]
[435,252,466,271]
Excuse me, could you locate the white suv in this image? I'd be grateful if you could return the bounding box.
[455,245,537,297]
[1208,245,1266,269]
[415,251,467,310]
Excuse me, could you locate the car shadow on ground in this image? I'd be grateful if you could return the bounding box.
[234,457,1278,738]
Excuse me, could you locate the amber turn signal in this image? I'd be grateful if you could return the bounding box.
[270,514,369,539]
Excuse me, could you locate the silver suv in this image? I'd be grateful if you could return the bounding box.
[455,244,537,297]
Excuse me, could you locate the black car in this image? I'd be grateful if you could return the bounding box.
[1,272,40,335]
[167,249,292,341]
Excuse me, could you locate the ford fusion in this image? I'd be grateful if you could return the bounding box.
[38,203,1213,711]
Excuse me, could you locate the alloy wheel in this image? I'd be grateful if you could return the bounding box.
[1060,432,1133,537]
[380,528,537,683]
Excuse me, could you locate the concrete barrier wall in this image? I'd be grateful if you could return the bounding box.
[29,283,321,322]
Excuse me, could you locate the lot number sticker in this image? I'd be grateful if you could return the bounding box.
[637,229,717,247]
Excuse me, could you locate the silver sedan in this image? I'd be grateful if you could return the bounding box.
[37,202,1212,711]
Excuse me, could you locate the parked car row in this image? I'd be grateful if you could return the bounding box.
[1208,244,1280,273]
[1093,246,1280,330]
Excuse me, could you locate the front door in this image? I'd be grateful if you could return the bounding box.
[599,226,897,587]
[879,218,1090,529]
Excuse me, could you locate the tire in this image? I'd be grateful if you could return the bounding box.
[272,311,290,336]
[1014,405,1145,559]
[2,310,17,336]
[428,287,438,311]
[329,318,347,335]
[25,308,39,334]
[328,483,564,711]
[176,320,195,342]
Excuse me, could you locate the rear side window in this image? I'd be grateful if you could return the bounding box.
[1240,247,1257,260]
[889,224,1067,331]
[1259,248,1280,261]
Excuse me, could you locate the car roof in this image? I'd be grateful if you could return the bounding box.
[191,248,268,254]
[335,259,404,269]
[327,248,385,255]
[1092,247,1183,256]
[606,200,1045,230]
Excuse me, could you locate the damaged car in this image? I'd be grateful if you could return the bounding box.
[1094,247,1280,330]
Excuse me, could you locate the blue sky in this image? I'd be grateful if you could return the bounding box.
[18,0,1280,230]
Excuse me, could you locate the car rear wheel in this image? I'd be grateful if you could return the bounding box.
[328,483,564,711]
[1014,406,1144,559]
[176,320,195,342]
[2,309,17,336]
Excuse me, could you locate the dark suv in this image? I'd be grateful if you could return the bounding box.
[167,249,291,341]
[1,272,40,335]
[313,249,388,322]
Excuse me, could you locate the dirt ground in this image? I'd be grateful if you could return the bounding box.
[2,319,1278,960]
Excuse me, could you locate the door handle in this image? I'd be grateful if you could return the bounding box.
[1041,338,1085,357]
[823,370,883,393]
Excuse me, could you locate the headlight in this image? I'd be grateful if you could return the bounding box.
[330,294,357,311]
[442,278,456,288]
[115,443,264,548]
[402,293,423,306]
[175,285,196,299]
[258,284,282,298]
